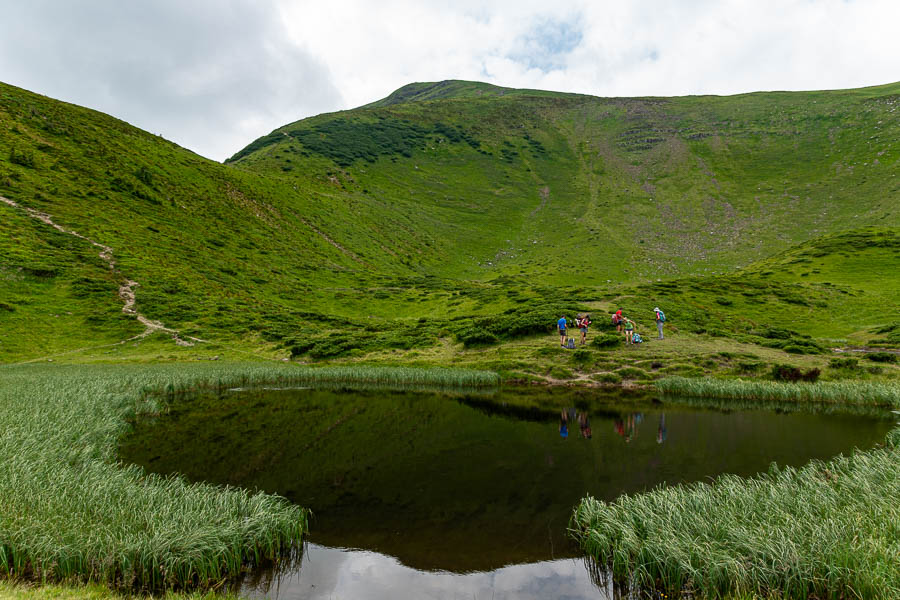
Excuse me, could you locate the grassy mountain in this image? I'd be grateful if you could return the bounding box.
[227,79,900,281]
[1,79,898,373]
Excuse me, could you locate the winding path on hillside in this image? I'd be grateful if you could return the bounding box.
[1,195,204,347]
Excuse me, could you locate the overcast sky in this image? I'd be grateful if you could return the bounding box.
[1,0,898,162]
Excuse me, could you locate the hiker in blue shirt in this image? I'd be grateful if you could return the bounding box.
[557,316,568,347]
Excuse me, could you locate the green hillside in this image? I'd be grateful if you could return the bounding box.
[1,79,898,372]
[228,79,900,281]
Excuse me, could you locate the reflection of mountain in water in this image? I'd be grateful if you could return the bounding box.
[120,388,892,573]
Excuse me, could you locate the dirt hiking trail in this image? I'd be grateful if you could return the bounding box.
[1,195,204,347]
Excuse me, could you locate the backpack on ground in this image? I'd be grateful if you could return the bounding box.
[657,310,666,322]
[566,338,576,349]
[632,332,643,344]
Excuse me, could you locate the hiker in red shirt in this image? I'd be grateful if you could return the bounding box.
[576,313,591,346]
[612,309,623,333]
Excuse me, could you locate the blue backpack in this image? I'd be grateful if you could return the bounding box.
[657,310,666,322]
[632,332,643,344]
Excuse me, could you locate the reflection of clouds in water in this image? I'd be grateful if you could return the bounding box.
[244,544,608,600]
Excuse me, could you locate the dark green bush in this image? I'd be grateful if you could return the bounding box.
[548,366,575,379]
[864,352,898,363]
[134,165,153,185]
[617,367,649,380]
[308,338,365,359]
[592,372,622,384]
[590,333,621,349]
[289,340,317,357]
[455,303,584,344]
[457,328,499,347]
[783,344,808,354]
[571,349,593,364]
[828,357,860,369]
[9,146,35,168]
[736,360,764,373]
[762,336,825,354]
[771,364,820,382]
[754,327,798,340]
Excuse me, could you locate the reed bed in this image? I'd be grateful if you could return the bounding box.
[0,362,496,590]
[573,377,900,598]
[147,364,501,398]
[657,376,900,408]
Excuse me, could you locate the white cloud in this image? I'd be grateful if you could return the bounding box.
[0,0,342,161]
[1,1,898,160]
[254,544,601,600]
[280,0,900,103]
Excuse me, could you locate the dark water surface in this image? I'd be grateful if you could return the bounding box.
[119,387,894,599]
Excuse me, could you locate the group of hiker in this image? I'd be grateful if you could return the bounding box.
[556,307,665,347]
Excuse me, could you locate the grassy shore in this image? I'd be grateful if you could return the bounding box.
[573,381,900,599]
[657,376,900,407]
[0,362,495,591]
[4,360,898,598]
[0,581,237,600]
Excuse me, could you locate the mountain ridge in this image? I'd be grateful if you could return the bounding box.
[1,78,898,370]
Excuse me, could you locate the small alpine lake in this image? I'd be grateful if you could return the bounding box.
[118,386,895,599]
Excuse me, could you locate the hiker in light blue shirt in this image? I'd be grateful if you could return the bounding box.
[557,316,568,347]
[655,307,665,339]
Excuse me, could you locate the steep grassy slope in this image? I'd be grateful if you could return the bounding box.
[1,80,898,364]
[0,82,431,360]
[229,79,900,282]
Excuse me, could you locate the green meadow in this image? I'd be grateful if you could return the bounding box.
[1,77,899,598]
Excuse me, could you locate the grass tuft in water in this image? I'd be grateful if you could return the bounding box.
[574,378,900,599]
[572,439,900,599]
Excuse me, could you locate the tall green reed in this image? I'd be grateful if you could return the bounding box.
[656,377,900,408]
[573,377,900,598]
[0,362,496,590]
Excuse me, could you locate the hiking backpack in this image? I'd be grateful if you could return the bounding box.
[657,310,666,322]
[566,338,576,349]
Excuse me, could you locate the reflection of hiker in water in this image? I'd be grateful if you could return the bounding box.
[559,409,569,439]
[657,413,667,444]
[579,411,592,439]
[614,413,644,443]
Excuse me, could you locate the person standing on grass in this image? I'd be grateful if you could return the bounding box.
[654,307,665,339]
[577,313,591,346]
[623,317,635,344]
[557,316,568,347]
[613,308,623,333]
